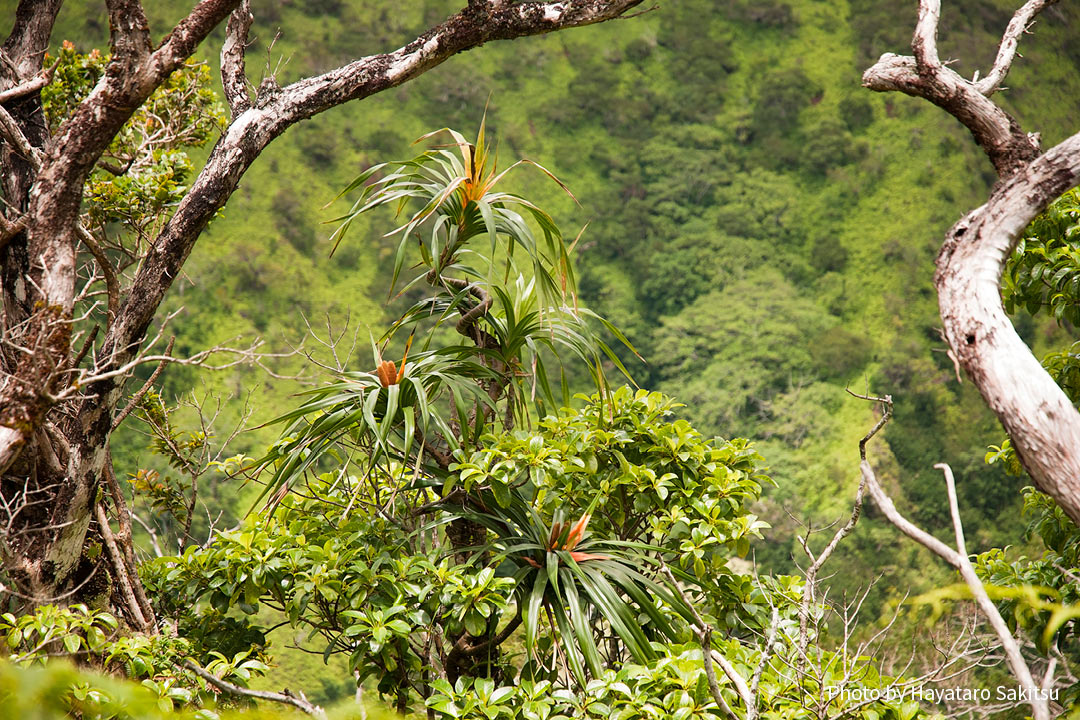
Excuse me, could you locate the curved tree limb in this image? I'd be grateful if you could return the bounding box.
[861,0,1051,176]
[103,0,645,393]
[863,0,1080,526]
[862,54,1038,177]
[974,0,1059,96]
[935,131,1080,525]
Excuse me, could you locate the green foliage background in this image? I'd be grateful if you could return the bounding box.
[7,0,1080,706]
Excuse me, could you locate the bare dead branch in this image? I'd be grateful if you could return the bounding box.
[58,337,289,401]
[974,0,1059,95]
[68,324,99,373]
[749,606,780,702]
[661,562,746,718]
[863,0,1080,529]
[851,393,1049,720]
[130,511,164,558]
[862,51,1037,176]
[937,462,1048,720]
[111,336,174,432]
[182,659,327,718]
[101,449,156,623]
[862,0,1043,176]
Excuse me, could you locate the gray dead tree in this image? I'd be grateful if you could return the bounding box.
[863,0,1080,526]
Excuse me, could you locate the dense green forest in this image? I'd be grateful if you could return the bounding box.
[50,0,1077,597]
[2,0,1080,717]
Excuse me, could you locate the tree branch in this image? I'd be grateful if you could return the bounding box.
[110,336,173,432]
[181,659,327,718]
[76,223,119,323]
[94,501,149,629]
[851,394,1049,720]
[974,0,1059,96]
[0,0,241,477]
[0,100,42,170]
[912,0,942,73]
[0,56,60,105]
[862,0,1042,176]
[153,0,241,78]
[102,447,157,623]
[105,0,152,61]
[220,0,253,117]
[864,0,1080,527]
[862,52,1037,176]
[101,0,644,431]
[936,130,1080,526]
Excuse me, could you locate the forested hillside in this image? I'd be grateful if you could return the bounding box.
[6,0,1080,712]
[32,0,1080,603]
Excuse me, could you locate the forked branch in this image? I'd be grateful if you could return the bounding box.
[862,0,1051,175]
[852,393,1050,720]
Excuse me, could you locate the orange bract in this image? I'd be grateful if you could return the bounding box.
[375,330,413,387]
[376,360,399,388]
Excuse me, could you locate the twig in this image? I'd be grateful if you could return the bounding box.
[661,563,748,718]
[130,512,164,558]
[181,659,327,718]
[111,337,174,432]
[76,223,120,323]
[750,606,780,700]
[69,325,100,373]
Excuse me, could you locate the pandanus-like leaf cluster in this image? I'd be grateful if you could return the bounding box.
[251,122,637,508]
[448,481,695,686]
